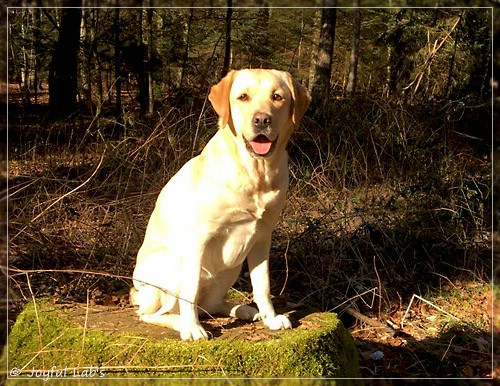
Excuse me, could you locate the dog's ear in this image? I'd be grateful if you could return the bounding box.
[209,70,237,130]
[285,73,311,125]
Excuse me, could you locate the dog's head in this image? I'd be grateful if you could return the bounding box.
[209,69,310,158]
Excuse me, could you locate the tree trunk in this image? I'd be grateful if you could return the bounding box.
[255,1,270,67]
[9,14,24,102]
[82,9,98,114]
[346,4,361,96]
[310,0,337,112]
[147,7,154,115]
[48,2,82,117]
[384,45,391,97]
[114,7,122,121]
[463,10,491,98]
[289,14,305,70]
[444,12,461,98]
[33,8,41,105]
[180,8,194,86]
[137,9,148,116]
[222,0,233,77]
[20,10,30,106]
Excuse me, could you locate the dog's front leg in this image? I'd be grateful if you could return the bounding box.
[178,253,208,341]
[247,239,292,331]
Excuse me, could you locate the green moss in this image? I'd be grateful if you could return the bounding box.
[4,299,360,382]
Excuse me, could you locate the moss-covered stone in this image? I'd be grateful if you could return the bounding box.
[4,298,360,382]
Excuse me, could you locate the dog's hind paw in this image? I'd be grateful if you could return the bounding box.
[263,314,292,330]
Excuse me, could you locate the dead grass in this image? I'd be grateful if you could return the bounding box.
[6,91,493,378]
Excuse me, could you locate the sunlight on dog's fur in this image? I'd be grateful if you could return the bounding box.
[130,69,311,341]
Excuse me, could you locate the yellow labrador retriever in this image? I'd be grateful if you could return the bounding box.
[130,69,310,340]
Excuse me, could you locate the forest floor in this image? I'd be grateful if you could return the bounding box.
[4,84,497,382]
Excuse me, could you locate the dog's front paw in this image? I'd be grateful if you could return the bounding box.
[180,323,209,341]
[263,314,292,330]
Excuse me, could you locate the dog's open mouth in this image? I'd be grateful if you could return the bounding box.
[245,134,277,156]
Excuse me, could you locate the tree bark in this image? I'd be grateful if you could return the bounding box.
[34,8,41,105]
[222,0,233,77]
[137,9,148,116]
[147,7,154,115]
[114,7,122,121]
[21,10,31,106]
[255,1,270,67]
[48,2,82,117]
[180,8,194,86]
[310,0,337,112]
[346,4,361,96]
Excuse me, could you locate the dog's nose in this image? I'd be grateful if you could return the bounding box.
[253,113,271,129]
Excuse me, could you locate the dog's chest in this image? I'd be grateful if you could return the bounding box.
[217,217,263,268]
[206,189,283,269]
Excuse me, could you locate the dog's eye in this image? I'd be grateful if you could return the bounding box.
[273,93,283,101]
[237,93,249,101]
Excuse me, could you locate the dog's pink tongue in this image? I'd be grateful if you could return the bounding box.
[249,137,273,155]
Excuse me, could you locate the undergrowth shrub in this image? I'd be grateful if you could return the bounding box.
[8,95,490,320]
[281,95,490,311]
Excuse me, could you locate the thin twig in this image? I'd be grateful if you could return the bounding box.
[192,94,209,158]
[11,151,106,242]
[373,255,382,320]
[279,236,290,297]
[9,364,222,376]
[330,287,378,312]
[402,294,460,328]
[8,267,130,281]
[8,267,220,322]
[19,332,66,372]
[344,306,395,336]
[440,334,455,361]
[31,152,105,223]
[124,336,149,366]
[25,273,45,369]
[404,15,462,95]
[79,289,91,367]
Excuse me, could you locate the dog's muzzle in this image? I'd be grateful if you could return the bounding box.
[244,113,276,156]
